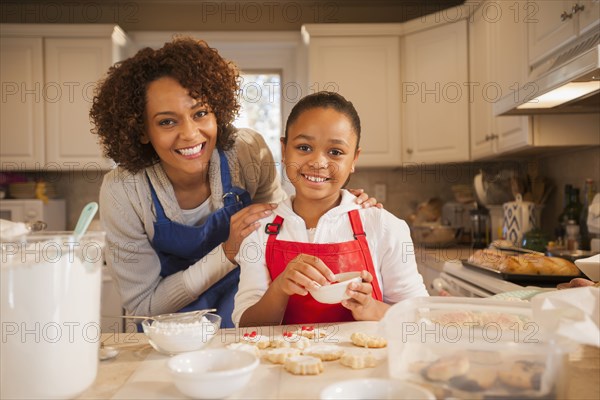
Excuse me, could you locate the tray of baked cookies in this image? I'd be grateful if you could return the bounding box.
[463,248,583,284]
[382,297,567,399]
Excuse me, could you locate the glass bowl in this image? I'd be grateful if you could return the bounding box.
[142,312,221,355]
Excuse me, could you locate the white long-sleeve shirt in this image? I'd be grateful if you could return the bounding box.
[233,190,428,325]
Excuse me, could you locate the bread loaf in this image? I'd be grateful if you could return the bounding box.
[468,249,579,276]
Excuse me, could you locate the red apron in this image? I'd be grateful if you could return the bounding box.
[265,209,383,325]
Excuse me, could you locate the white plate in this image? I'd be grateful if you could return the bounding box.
[575,254,600,281]
[320,378,435,400]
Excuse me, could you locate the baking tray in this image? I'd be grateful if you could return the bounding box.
[461,260,582,284]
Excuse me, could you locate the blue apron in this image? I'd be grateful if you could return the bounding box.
[148,150,251,328]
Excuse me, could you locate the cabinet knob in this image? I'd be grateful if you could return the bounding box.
[406,148,413,155]
[572,3,585,14]
[560,10,573,21]
[485,135,491,141]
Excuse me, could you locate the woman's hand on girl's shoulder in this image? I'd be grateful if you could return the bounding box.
[347,189,383,209]
[223,203,277,263]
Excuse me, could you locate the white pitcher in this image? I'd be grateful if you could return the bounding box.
[1,232,105,399]
[502,194,537,246]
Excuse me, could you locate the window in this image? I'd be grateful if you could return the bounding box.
[234,72,282,171]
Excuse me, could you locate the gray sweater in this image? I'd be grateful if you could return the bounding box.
[99,129,287,316]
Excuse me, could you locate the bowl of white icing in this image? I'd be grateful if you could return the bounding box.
[142,312,221,355]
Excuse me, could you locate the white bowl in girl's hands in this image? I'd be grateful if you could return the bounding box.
[309,272,362,304]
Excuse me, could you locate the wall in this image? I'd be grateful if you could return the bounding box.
[8,145,598,240]
[538,146,600,237]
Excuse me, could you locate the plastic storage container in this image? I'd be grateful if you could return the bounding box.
[381,297,566,399]
[1,232,105,399]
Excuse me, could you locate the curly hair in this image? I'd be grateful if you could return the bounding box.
[90,36,240,173]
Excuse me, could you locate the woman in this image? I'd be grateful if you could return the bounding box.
[90,37,377,328]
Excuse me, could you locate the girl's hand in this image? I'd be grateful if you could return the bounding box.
[222,203,277,263]
[274,254,335,297]
[342,270,389,321]
[347,188,383,209]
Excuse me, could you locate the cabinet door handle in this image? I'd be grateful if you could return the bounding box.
[485,134,491,141]
[561,10,573,21]
[406,148,413,154]
[572,3,585,14]
[490,133,499,140]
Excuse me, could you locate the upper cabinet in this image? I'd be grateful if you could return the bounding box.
[469,1,600,160]
[528,0,600,66]
[305,30,401,167]
[0,24,130,170]
[402,20,469,163]
[469,1,532,160]
[0,37,45,168]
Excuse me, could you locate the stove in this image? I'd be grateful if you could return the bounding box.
[438,261,523,297]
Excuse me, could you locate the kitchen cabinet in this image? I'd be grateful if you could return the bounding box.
[402,20,469,163]
[0,37,45,167]
[528,0,600,67]
[469,1,600,160]
[0,24,130,170]
[306,33,401,166]
[469,1,532,160]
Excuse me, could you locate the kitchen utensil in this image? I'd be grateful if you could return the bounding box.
[142,312,221,355]
[461,260,581,284]
[502,194,537,247]
[474,171,487,205]
[309,272,362,304]
[470,207,490,249]
[168,349,259,399]
[112,308,217,322]
[1,231,106,399]
[74,202,99,240]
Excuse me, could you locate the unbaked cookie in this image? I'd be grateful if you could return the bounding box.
[340,351,377,369]
[350,332,387,348]
[296,325,327,339]
[226,342,261,357]
[302,344,344,361]
[241,330,271,349]
[449,368,498,391]
[265,347,301,364]
[423,355,470,382]
[284,355,324,375]
[271,331,311,350]
[498,360,545,390]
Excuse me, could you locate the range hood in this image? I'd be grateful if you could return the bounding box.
[495,32,600,116]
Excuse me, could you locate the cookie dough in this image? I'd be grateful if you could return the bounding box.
[284,355,324,375]
[350,332,387,348]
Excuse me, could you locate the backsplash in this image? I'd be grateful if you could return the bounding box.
[5,146,598,238]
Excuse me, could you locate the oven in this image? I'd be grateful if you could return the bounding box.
[433,261,524,297]
[0,199,66,231]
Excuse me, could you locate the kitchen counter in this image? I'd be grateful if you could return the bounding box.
[79,323,600,399]
[414,245,475,295]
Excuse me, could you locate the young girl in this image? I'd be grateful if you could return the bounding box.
[232,92,428,327]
